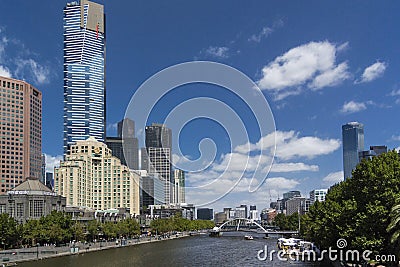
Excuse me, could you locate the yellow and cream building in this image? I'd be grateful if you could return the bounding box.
[54,137,140,216]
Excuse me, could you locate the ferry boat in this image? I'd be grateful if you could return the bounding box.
[244,235,254,240]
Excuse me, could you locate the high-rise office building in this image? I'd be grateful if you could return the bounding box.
[0,76,42,194]
[144,124,172,204]
[342,122,364,180]
[41,154,46,184]
[173,169,185,204]
[63,0,106,155]
[197,208,213,220]
[106,118,139,170]
[54,137,140,216]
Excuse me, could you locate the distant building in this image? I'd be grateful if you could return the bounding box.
[148,204,195,220]
[106,118,139,170]
[261,208,277,224]
[249,209,258,221]
[214,212,227,225]
[309,189,328,205]
[54,137,140,216]
[234,206,246,219]
[342,122,364,180]
[0,178,66,223]
[139,170,165,209]
[197,208,213,220]
[286,197,310,216]
[41,154,46,184]
[173,169,185,204]
[283,191,301,199]
[0,76,42,194]
[144,124,172,204]
[63,0,106,154]
[45,172,54,190]
[359,145,388,161]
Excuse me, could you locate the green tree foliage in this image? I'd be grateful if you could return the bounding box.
[0,213,18,249]
[302,151,400,259]
[387,202,400,257]
[273,213,300,231]
[150,216,214,234]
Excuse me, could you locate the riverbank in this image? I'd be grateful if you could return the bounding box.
[0,232,193,265]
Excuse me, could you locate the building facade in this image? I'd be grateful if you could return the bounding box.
[144,124,172,204]
[342,122,364,180]
[54,137,140,216]
[173,169,185,204]
[286,197,310,216]
[309,189,328,205]
[139,170,165,209]
[0,178,66,223]
[0,76,42,194]
[63,0,106,154]
[197,208,213,220]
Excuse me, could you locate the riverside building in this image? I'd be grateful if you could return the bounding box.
[54,137,140,216]
[0,76,42,194]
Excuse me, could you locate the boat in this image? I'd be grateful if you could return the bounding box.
[244,235,253,240]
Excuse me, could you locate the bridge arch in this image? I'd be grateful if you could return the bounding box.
[218,218,267,233]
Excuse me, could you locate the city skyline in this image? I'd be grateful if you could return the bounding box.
[0,1,400,211]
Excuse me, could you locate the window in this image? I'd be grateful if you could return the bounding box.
[29,199,44,217]
[16,203,24,217]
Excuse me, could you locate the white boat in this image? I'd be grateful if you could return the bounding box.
[244,235,253,240]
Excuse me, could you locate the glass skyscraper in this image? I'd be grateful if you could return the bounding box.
[143,124,173,204]
[342,122,364,180]
[63,0,106,154]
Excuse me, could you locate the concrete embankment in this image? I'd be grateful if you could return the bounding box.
[0,233,191,265]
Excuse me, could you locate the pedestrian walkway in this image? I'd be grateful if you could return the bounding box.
[0,233,190,265]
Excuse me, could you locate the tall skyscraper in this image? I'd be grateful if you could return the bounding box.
[173,169,185,204]
[106,118,139,169]
[144,123,172,204]
[342,122,364,180]
[54,137,140,216]
[0,76,42,194]
[63,0,106,155]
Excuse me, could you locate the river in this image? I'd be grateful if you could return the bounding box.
[18,233,324,267]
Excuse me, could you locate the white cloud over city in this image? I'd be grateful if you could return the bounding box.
[257,41,351,100]
[356,61,387,83]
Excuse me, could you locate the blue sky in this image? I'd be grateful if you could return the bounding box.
[1,1,399,211]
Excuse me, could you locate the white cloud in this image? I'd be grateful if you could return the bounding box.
[205,46,229,58]
[15,58,50,85]
[248,27,273,43]
[0,28,50,85]
[236,130,340,160]
[390,135,400,142]
[389,89,400,97]
[106,122,118,131]
[322,171,344,186]
[340,100,367,114]
[257,41,350,98]
[357,61,387,83]
[309,62,350,89]
[265,177,300,190]
[44,154,63,173]
[0,65,11,78]
[270,162,318,173]
[248,19,284,43]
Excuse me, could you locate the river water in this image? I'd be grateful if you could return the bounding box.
[19,233,324,267]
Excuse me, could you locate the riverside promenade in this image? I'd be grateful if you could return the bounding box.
[0,233,191,265]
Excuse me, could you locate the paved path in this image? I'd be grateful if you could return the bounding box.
[0,233,190,265]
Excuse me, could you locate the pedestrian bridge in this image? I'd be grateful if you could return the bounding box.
[215,218,298,236]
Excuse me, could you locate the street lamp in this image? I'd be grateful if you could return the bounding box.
[36,243,40,259]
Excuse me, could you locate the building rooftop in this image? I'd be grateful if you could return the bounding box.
[8,178,55,195]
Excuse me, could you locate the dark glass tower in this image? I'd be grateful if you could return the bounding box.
[342,122,364,180]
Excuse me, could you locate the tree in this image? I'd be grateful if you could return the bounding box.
[302,151,400,261]
[387,202,400,257]
[0,213,18,249]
